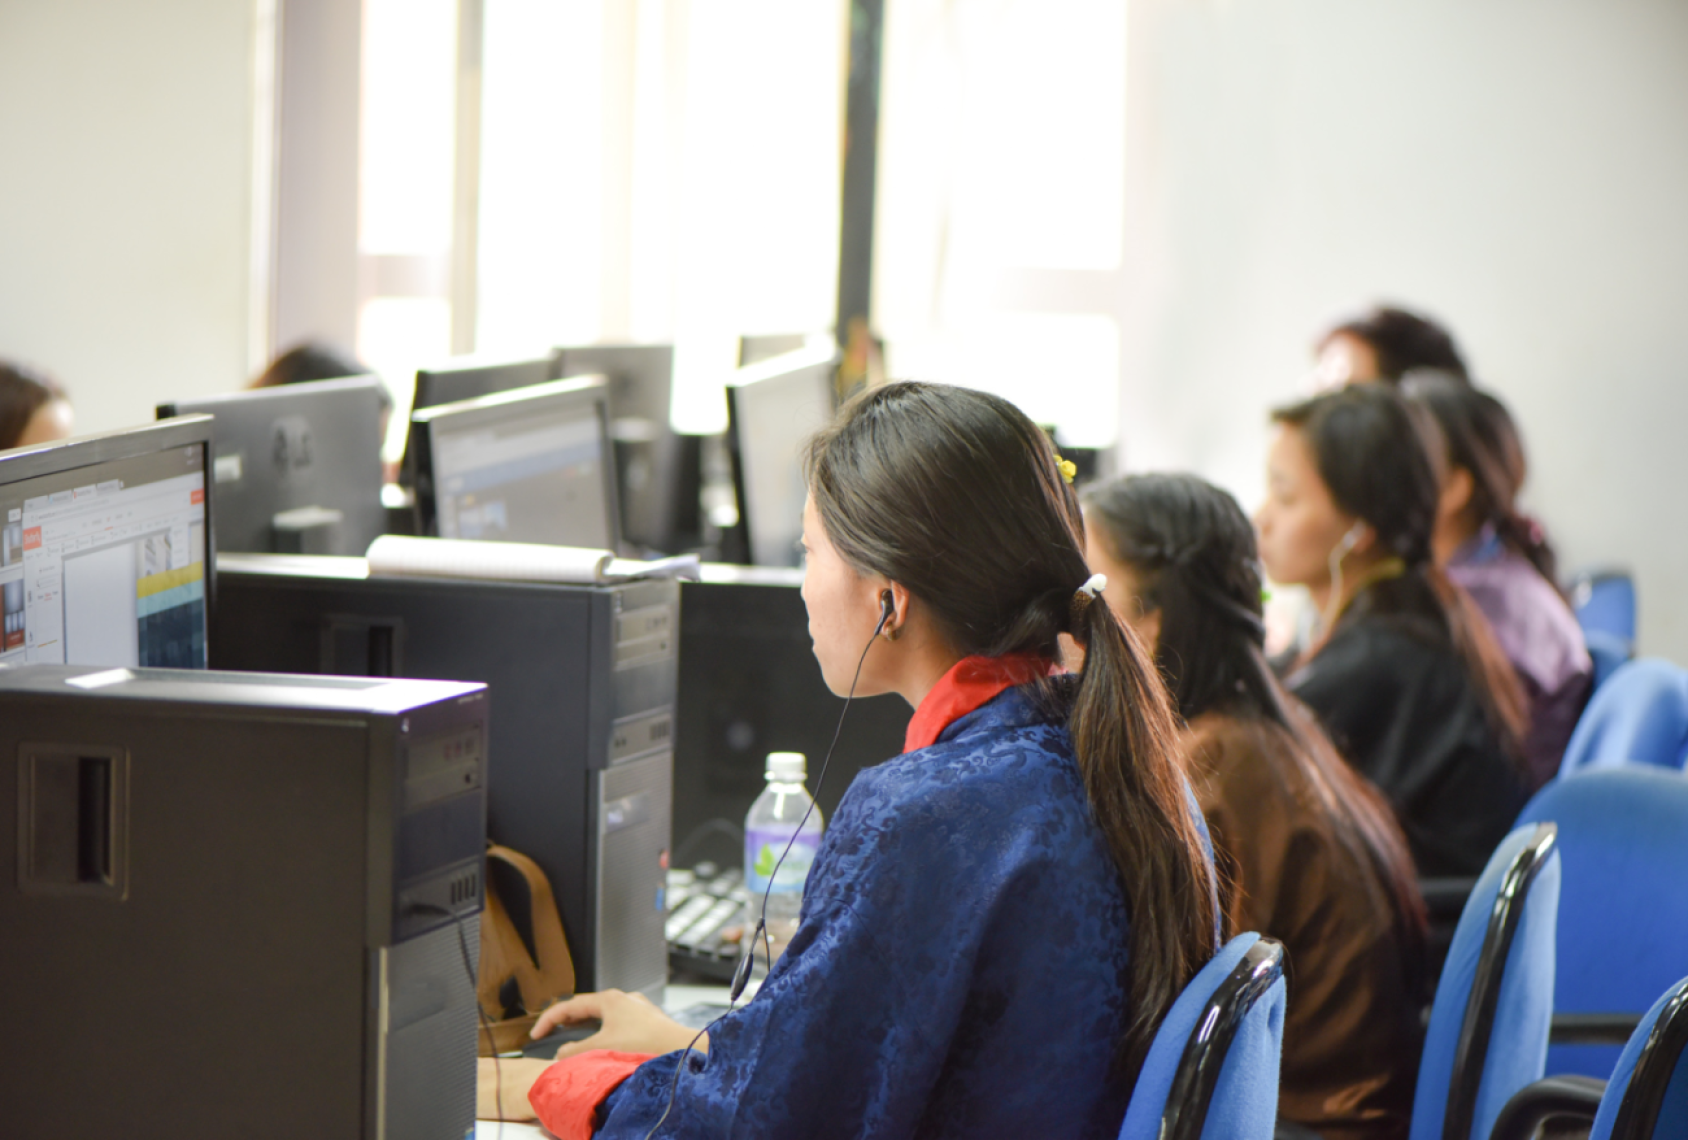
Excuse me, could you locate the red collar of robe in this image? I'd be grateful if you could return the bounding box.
[903,654,1053,753]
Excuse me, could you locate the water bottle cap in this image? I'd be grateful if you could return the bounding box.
[765,751,807,782]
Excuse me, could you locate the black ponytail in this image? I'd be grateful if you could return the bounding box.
[806,382,1218,1082]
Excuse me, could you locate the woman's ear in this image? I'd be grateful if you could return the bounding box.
[1439,466,1475,525]
[1334,519,1377,561]
[877,580,913,640]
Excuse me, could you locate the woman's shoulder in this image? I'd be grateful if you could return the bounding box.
[851,703,1080,816]
[826,692,1093,861]
[1300,609,1455,690]
[1452,552,1590,686]
[1182,711,1311,811]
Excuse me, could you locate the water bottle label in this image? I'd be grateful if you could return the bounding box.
[745,828,819,895]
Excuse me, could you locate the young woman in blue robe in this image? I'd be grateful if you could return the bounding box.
[480,381,1221,1138]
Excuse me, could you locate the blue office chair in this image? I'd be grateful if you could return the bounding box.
[1559,658,1688,776]
[1570,569,1637,646]
[1490,974,1688,1140]
[1584,629,1634,692]
[1118,933,1287,1140]
[1591,977,1688,1140]
[1411,822,1561,1140]
[1513,767,1688,1079]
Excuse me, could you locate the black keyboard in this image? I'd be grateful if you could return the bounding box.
[666,862,750,982]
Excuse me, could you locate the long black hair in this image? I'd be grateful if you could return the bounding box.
[1401,371,1559,586]
[1271,384,1529,762]
[805,382,1218,1082]
[1320,304,1469,382]
[1084,472,1427,952]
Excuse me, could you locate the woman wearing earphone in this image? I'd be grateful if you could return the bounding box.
[484,382,1221,1137]
[1254,384,1529,878]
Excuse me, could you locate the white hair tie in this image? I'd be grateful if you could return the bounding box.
[1069,573,1109,629]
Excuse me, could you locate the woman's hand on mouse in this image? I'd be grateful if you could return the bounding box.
[533,989,707,1060]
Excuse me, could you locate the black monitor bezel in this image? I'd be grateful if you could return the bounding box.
[410,375,623,552]
[0,415,218,666]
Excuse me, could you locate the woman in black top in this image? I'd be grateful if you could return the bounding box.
[1254,384,1529,876]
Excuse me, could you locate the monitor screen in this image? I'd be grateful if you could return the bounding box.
[0,417,214,669]
[726,346,838,568]
[157,376,386,556]
[413,376,620,550]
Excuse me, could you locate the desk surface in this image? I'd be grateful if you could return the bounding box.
[474,983,736,1136]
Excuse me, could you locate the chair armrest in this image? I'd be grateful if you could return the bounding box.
[1490,1076,1607,1140]
[1551,1012,1643,1045]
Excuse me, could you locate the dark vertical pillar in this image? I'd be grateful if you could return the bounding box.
[834,0,886,353]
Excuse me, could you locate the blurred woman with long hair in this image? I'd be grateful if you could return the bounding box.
[1403,373,1590,785]
[1087,472,1426,1140]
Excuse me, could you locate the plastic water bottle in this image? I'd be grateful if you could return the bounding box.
[743,751,824,955]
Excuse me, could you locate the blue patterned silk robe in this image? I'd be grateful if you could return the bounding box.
[594,684,1146,1138]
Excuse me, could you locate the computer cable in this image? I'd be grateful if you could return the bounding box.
[642,595,892,1139]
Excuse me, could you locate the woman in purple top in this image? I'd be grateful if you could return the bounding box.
[1404,373,1592,787]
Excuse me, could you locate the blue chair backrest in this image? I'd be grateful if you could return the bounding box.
[1584,629,1634,692]
[1411,823,1561,1140]
[1591,977,1688,1140]
[1515,768,1688,1079]
[1571,571,1637,645]
[1118,933,1287,1140]
[1559,658,1688,776]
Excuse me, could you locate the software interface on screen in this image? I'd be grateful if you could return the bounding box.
[0,443,208,669]
[431,405,613,548]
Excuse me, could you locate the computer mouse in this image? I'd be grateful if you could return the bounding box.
[520,1018,604,1060]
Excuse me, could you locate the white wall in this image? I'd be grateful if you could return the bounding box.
[1119,0,1688,660]
[0,0,262,436]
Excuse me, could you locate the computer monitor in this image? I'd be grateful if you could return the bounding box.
[724,345,839,567]
[553,343,694,555]
[402,355,555,487]
[737,333,810,367]
[411,376,622,550]
[0,416,214,670]
[157,375,386,556]
[412,354,554,413]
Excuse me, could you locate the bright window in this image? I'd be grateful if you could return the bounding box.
[875,0,1127,445]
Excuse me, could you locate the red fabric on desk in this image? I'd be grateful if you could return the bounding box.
[903,654,1053,753]
[529,1050,654,1140]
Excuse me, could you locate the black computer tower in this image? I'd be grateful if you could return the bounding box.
[0,664,487,1140]
[213,556,676,999]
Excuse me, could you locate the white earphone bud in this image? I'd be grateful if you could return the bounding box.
[1322,522,1367,634]
[1333,522,1364,560]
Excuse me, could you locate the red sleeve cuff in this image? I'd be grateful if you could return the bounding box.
[529,1050,656,1140]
